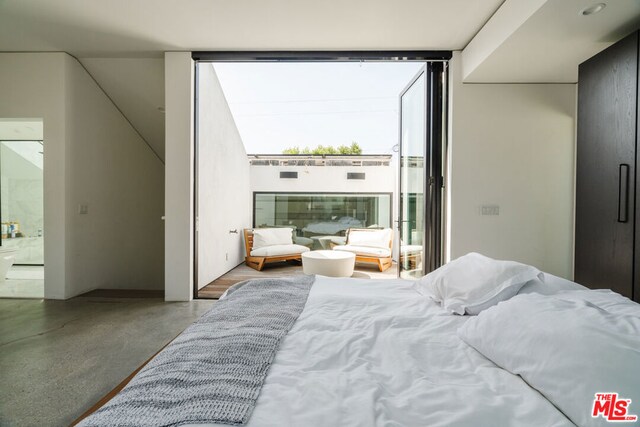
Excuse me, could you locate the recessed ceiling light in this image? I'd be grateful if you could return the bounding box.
[580,3,606,16]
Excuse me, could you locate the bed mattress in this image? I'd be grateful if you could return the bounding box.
[189,275,577,427]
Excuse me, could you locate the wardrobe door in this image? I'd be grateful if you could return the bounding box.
[575,31,638,299]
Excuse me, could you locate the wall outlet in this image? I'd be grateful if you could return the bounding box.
[481,205,499,216]
[78,204,89,215]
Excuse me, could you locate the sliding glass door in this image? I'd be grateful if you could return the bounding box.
[398,68,427,279]
[398,63,446,279]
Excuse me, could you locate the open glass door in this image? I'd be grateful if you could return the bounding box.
[398,67,427,279]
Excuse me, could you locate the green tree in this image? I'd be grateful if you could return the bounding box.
[282,146,301,154]
[349,141,362,154]
[282,142,362,155]
[337,144,351,154]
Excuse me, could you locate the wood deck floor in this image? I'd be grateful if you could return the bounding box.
[197,261,399,299]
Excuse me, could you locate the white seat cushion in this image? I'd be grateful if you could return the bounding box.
[252,228,293,250]
[347,228,392,249]
[250,244,310,257]
[401,244,423,255]
[333,245,391,258]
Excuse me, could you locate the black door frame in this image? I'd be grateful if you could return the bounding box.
[192,50,451,298]
[396,62,447,277]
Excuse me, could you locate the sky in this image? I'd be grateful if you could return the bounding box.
[212,61,425,155]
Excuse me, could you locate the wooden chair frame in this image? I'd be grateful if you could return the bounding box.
[344,228,393,272]
[243,229,303,271]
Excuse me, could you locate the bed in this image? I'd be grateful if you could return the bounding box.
[79,254,640,427]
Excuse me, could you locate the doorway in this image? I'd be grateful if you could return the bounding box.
[192,52,449,297]
[0,119,44,298]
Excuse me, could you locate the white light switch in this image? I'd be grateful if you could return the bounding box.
[481,205,499,216]
[78,204,88,215]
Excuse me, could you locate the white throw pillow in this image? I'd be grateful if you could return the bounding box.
[252,228,293,250]
[347,229,391,249]
[457,291,640,427]
[250,244,310,257]
[414,252,542,315]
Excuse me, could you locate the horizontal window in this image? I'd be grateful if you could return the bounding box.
[254,193,391,238]
[347,172,366,180]
[279,171,298,179]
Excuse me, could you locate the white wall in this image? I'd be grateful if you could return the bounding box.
[164,52,194,301]
[250,165,395,194]
[251,165,396,229]
[449,52,576,279]
[197,64,251,289]
[64,55,164,295]
[0,53,68,298]
[0,52,164,298]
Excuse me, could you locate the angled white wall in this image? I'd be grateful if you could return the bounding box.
[448,52,576,278]
[64,55,164,295]
[196,64,252,289]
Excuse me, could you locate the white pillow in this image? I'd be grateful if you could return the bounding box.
[252,228,293,250]
[519,272,587,296]
[414,252,542,315]
[347,229,391,249]
[457,291,640,427]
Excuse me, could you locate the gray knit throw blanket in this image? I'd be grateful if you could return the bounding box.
[79,275,315,427]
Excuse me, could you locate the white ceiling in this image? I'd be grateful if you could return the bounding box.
[0,0,503,55]
[463,0,640,83]
[1,0,640,157]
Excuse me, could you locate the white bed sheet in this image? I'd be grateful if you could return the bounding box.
[194,274,577,427]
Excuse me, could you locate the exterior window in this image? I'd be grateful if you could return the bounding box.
[254,193,391,237]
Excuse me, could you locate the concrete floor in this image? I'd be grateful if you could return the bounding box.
[0,295,215,426]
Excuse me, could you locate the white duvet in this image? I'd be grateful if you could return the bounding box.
[195,275,576,427]
[459,289,640,427]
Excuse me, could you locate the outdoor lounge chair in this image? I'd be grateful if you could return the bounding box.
[333,227,393,272]
[243,228,310,271]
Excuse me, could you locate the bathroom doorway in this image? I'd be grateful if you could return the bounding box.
[0,119,44,298]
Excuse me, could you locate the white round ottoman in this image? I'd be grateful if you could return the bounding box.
[302,250,355,277]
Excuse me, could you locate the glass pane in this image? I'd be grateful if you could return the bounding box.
[254,193,391,249]
[1,140,44,265]
[399,72,426,279]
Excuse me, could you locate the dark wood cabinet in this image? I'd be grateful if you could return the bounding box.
[575,31,639,302]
